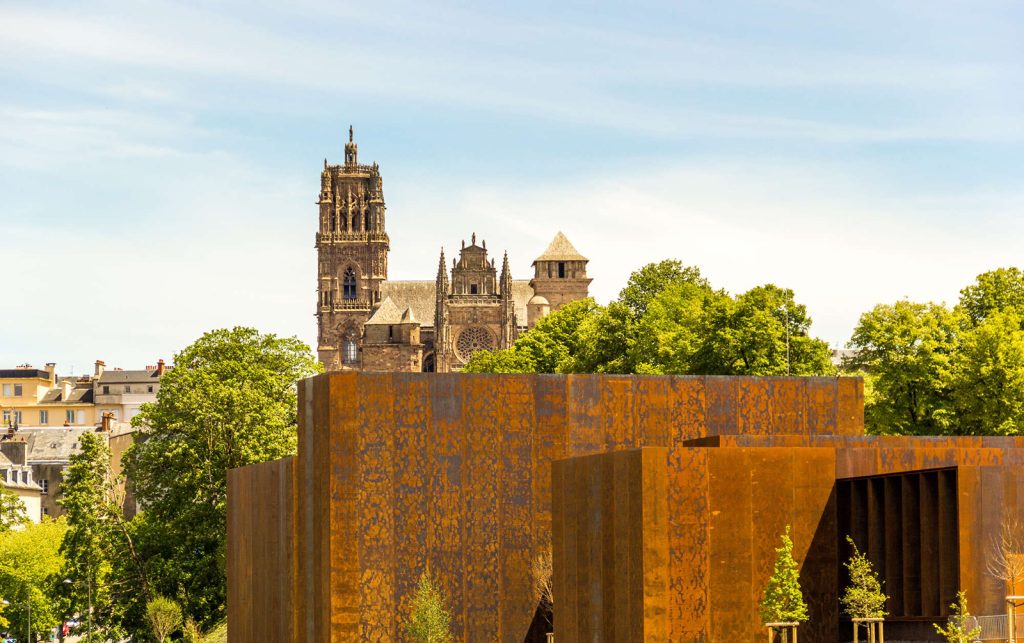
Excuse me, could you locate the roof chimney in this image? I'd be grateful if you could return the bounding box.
[94,360,105,378]
[156,359,166,376]
[44,362,56,383]
[101,411,113,433]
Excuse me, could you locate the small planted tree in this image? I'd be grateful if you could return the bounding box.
[532,547,554,628]
[934,591,981,643]
[146,595,182,643]
[760,526,808,641]
[841,536,887,641]
[405,568,453,643]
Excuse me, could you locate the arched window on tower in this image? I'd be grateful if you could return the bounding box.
[343,268,357,300]
[342,331,358,365]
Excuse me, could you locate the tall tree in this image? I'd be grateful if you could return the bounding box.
[949,310,1024,434]
[759,526,808,626]
[0,518,67,640]
[61,432,150,640]
[847,301,960,435]
[126,327,321,627]
[958,267,1024,326]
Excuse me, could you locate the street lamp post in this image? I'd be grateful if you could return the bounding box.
[62,577,92,642]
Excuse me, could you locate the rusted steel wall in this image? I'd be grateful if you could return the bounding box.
[552,448,669,643]
[226,456,297,643]
[284,373,860,642]
[703,446,838,642]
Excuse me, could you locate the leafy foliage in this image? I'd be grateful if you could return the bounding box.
[126,327,320,628]
[60,431,148,640]
[405,568,453,643]
[467,261,834,377]
[147,595,182,642]
[0,486,28,532]
[840,536,886,619]
[958,267,1024,326]
[846,301,960,434]
[933,591,981,643]
[0,518,67,639]
[759,526,808,625]
[950,310,1024,435]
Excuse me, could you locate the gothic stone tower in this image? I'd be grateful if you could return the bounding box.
[316,127,389,370]
[528,231,592,326]
[434,234,517,372]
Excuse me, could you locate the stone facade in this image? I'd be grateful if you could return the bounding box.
[316,130,592,372]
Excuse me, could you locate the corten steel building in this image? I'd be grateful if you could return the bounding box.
[227,373,1024,642]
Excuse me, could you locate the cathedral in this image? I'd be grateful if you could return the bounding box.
[315,129,592,372]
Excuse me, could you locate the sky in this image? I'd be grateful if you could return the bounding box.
[1,0,1023,373]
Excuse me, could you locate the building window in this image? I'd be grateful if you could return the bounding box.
[558,262,566,278]
[12,411,20,425]
[470,284,479,294]
[65,410,76,424]
[343,268,357,300]
[102,385,110,394]
[40,479,48,495]
[1,410,9,424]
[124,385,131,393]
[343,338,358,365]
[147,385,154,393]
[12,384,21,396]
[1,384,9,396]
[39,410,48,425]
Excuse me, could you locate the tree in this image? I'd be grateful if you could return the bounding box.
[531,547,553,629]
[759,526,808,625]
[0,486,27,532]
[958,267,1024,326]
[126,327,321,628]
[841,536,887,619]
[949,310,1024,435]
[847,301,960,435]
[703,284,835,376]
[0,518,67,640]
[146,596,182,643]
[618,260,709,320]
[986,515,1024,595]
[405,568,453,643]
[933,591,980,643]
[461,348,535,373]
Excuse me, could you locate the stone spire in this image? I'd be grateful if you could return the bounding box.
[345,125,358,165]
[435,247,451,372]
[499,251,515,348]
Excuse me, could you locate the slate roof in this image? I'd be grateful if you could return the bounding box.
[365,297,405,325]
[18,428,92,463]
[38,384,93,405]
[533,231,587,263]
[0,369,50,380]
[380,280,534,328]
[97,369,160,384]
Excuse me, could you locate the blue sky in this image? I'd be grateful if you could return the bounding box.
[2,0,1022,372]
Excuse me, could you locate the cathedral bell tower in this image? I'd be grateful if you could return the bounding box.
[315,126,390,371]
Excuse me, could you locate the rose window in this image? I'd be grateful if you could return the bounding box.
[455,326,495,361]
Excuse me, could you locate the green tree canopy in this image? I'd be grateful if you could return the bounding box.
[759,525,809,625]
[0,486,28,532]
[950,310,1024,435]
[146,595,183,643]
[127,327,321,627]
[405,568,453,643]
[958,267,1024,326]
[840,536,886,619]
[468,261,834,378]
[846,300,960,435]
[0,518,67,639]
